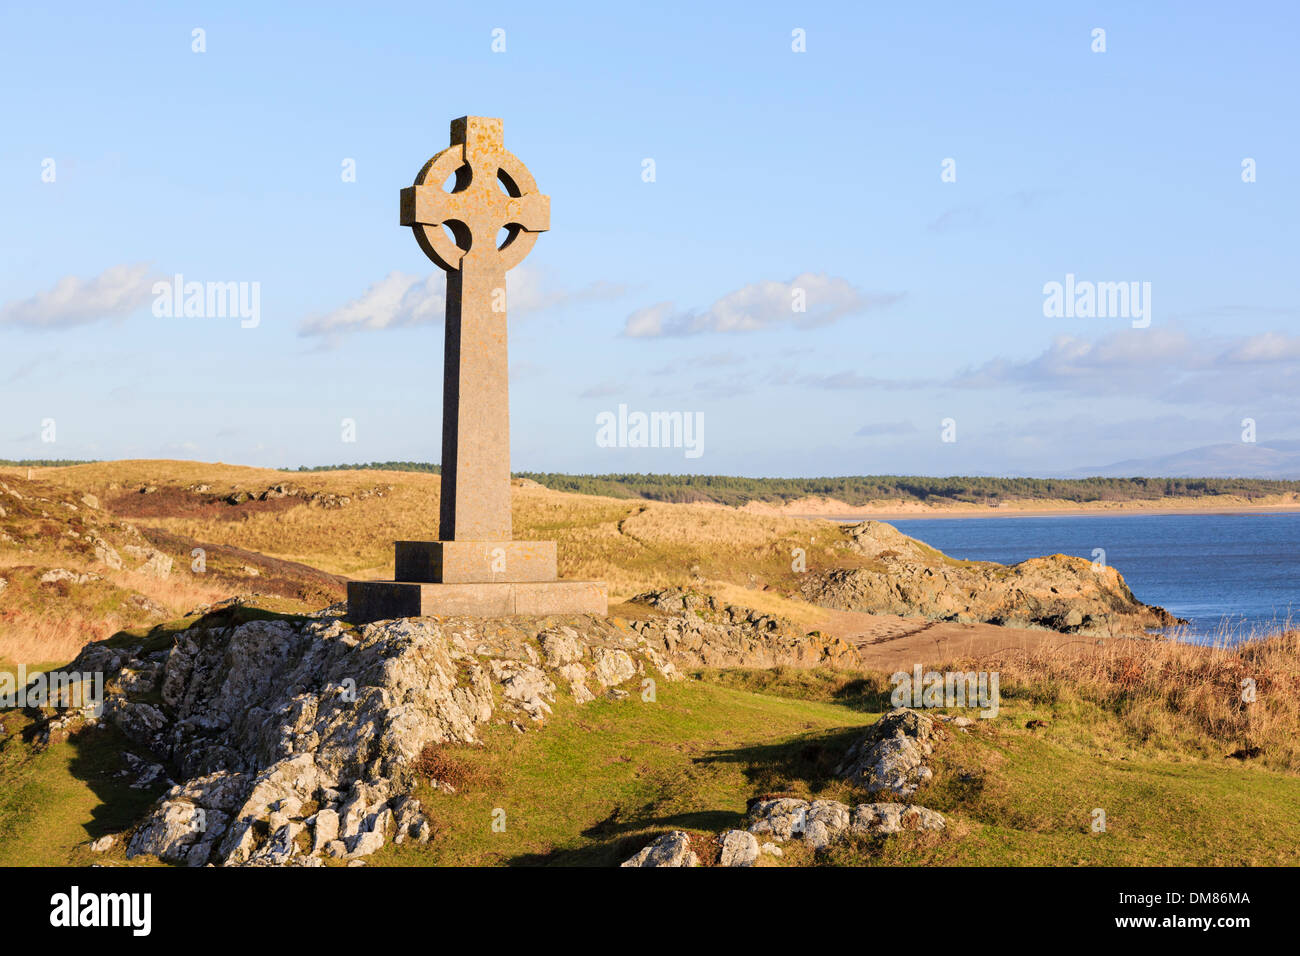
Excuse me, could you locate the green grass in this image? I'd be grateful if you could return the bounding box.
[372,680,867,867]
[4,661,1296,867]
[886,724,1300,866]
[0,715,165,866]
[370,670,1300,867]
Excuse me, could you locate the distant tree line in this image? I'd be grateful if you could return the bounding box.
[512,473,1300,506]
[290,461,441,474]
[295,465,1300,506]
[0,459,98,467]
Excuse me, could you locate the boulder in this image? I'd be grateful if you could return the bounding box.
[748,796,945,849]
[126,800,227,863]
[89,835,116,853]
[717,829,760,867]
[621,831,699,867]
[837,708,938,798]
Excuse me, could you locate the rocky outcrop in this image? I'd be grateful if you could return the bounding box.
[65,611,684,866]
[53,589,867,867]
[123,544,173,578]
[748,797,945,850]
[801,520,1181,636]
[837,707,940,798]
[629,588,858,669]
[621,830,699,867]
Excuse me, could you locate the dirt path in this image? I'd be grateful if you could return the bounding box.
[810,606,1128,670]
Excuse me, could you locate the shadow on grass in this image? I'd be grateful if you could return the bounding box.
[508,810,740,867]
[67,724,170,841]
[693,726,864,796]
[692,668,895,714]
[2,605,308,859]
[504,726,867,866]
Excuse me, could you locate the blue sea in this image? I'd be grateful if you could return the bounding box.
[884,513,1300,645]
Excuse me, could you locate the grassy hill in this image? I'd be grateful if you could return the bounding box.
[2,459,1297,868]
[4,653,1298,867]
[0,460,861,666]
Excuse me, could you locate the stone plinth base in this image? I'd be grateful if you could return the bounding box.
[394,540,556,583]
[347,579,607,623]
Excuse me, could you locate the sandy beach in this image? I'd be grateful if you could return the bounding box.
[737,494,1300,522]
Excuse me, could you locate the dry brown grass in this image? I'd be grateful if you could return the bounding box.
[0,562,229,667]
[412,743,494,792]
[0,615,106,669]
[950,631,1300,770]
[5,459,852,667]
[113,567,230,610]
[18,461,855,612]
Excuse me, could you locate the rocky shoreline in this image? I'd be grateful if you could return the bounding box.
[801,521,1182,636]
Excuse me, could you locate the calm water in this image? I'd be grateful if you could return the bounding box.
[885,513,1300,644]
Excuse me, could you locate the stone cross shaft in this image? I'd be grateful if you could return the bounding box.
[345,116,604,621]
[399,116,550,541]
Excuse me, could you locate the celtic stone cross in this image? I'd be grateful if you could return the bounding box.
[400,115,550,540]
[348,116,604,621]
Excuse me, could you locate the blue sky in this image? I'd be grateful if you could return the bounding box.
[2,1,1297,477]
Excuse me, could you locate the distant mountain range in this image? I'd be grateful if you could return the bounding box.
[1074,441,1300,479]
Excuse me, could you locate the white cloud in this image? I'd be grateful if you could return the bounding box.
[508,268,627,314]
[298,266,628,339]
[623,302,675,338]
[947,326,1300,403]
[0,263,156,329]
[622,273,901,338]
[1221,332,1300,364]
[298,271,444,337]
[950,327,1197,391]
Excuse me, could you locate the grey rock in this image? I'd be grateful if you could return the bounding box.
[311,809,339,854]
[621,830,699,867]
[89,835,116,853]
[748,796,945,850]
[717,829,760,867]
[838,708,937,798]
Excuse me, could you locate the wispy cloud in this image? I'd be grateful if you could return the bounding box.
[1220,332,1300,364]
[298,266,627,340]
[948,327,1300,403]
[0,263,156,330]
[580,382,622,399]
[622,273,901,338]
[798,370,933,391]
[949,327,1197,392]
[5,350,61,384]
[298,271,444,338]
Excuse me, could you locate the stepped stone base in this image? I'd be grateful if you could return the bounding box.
[395,540,556,583]
[347,579,607,623]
